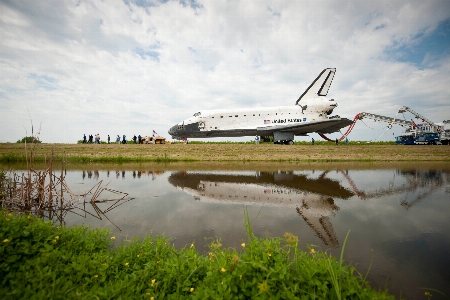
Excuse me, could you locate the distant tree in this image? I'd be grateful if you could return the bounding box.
[16,136,41,144]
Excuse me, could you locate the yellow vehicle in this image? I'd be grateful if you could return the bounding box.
[153,136,166,144]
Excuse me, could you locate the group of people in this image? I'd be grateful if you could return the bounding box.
[83,134,102,144]
[83,131,159,144]
[131,134,154,144]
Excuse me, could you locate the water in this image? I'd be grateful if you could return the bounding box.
[9,163,450,299]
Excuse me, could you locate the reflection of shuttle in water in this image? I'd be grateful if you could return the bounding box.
[168,171,353,247]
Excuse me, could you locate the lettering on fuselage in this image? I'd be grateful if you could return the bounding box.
[269,118,305,124]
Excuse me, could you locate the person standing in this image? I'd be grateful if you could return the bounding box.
[255,135,259,144]
[108,135,110,144]
[345,137,348,145]
[335,138,338,145]
[133,135,137,144]
[312,138,314,145]
[138,134,142,144]
[116,135,120,144]
[83,134,86,144]
[122,135,127,144]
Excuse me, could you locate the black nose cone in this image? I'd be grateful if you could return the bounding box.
[168,124,177,136]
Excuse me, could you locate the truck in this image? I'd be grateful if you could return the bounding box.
[441,120,450,145]
[395,132,442,145]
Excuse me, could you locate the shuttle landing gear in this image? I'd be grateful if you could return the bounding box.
[274,140,294,145]
[273,132,294,145]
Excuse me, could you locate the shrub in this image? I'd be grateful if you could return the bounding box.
[16,136,41,143]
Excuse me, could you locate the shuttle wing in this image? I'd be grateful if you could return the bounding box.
[257,118,353,136]
[296,68,336,104]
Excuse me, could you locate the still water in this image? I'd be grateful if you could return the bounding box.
[22,163,450,299]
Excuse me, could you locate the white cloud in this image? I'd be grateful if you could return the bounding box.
[0,0,449,143]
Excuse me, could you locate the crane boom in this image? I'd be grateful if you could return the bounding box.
[319,106,447,143]
[357,112,412,128]
[398,106,438,129]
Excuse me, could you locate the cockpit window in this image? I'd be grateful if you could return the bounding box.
[193,112,201,117]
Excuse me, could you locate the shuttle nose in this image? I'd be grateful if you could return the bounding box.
[168,124,177,136]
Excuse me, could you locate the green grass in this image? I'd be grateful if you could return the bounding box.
[0,210,395,299]
[1,142,449,164]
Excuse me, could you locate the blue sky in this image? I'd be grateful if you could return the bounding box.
[385,19,450,68]
[0,0,449,143]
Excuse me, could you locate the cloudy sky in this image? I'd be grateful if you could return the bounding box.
[1,0,449,143]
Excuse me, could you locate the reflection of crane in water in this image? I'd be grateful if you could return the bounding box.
[340,169,448,210]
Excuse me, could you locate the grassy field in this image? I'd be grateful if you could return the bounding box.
[0,142,449,163]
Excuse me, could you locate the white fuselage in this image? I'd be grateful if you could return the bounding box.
[168,97,338,138]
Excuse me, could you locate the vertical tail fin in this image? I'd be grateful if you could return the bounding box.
[296,68,336,105]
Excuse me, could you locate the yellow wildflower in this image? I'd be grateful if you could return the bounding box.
[52,240,57,244]
[190,287,194,293]
[267,253,272,257]
[239,275,243,280]
[110,236,116,240]
[150,297,154,300]
[102,263,107,267]
[284,232,299,246]
[137,254,141,258]
[211,241,222,250]
[232,255,239,265]
[151,279,156,286]
[124,262,129,267]
[3,239,10,243]
[27,215,32,219]
[241,243,245,248]
[310,248,316,254]
[7,213,12,217]
[94,274,98,278]
[258,280,269,293]
[190,243,194,249]
[55,236,59,240]
[220,267,226,273]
